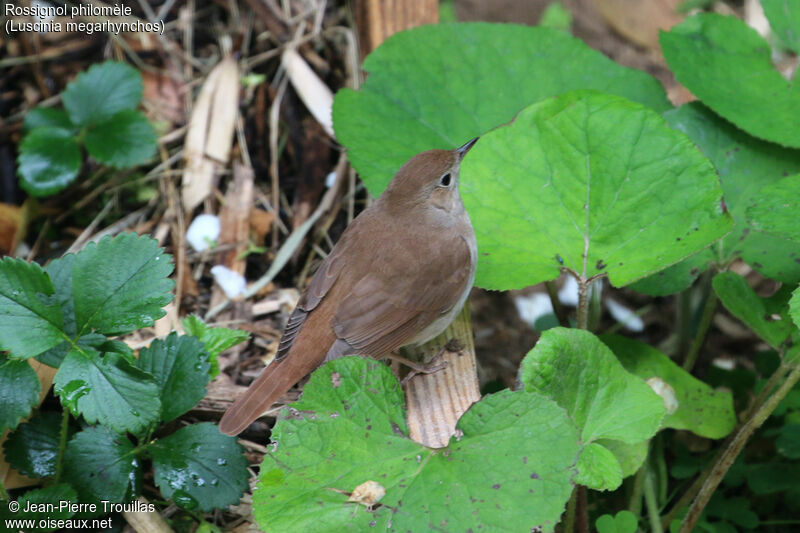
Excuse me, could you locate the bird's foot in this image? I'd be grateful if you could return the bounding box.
[388,350,449,386]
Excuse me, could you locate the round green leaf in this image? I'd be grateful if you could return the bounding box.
[0,355,41,432]
[630,103,800,294]
[84,110,157,168]
[596,510,638,533]
[136,333,210,422]
[63,425,137,502]
[62,61,143,126]
[333,23,669,194]
[575,442,622,490]
[661,13,800,147]
[24,107,74,132]
[761,0,800,54]
[72,233,174,337]
[776,425,800,459]
[747,174,800,242]
[597,439,648,478]
[3,411,67,478]
[600,334,736,439]
[17,127,81,197]
[149,423,249,512]
[54,348,161,435]
[520,328,665,490]
[256,357,579,532]
[461,91,731,290]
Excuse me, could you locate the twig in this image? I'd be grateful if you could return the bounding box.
[269,71,289,248]
[683,289,717,371]
[680,359,800,531]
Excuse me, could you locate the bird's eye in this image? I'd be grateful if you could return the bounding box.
[438,172,452,187]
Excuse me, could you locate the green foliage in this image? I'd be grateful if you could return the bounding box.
[63,425,138,503]
[540,1,572,32]
[182,315,250,378]
[661,13,800,148]
[521,328,665,490]
[61,61,143,126]
[712,271,794,349]
[632,103,800,295]
[15,484,79,530]
[0,232,249,520]
[0,257,66,358]
[761,0,800,53]
[149,423,250,512]
[256,357,579,532]
[460,91,731,290]
[596,510,638,533]
[71,232,174,336]
[3,411,69,478]
[600,335,736,438]
[136,333,210,423]
[18,61,157,197]
[54,348,161,435]
[17,128,82,196]
[746,174,800,242]
[333,23,669,195]
[0,355,41,432]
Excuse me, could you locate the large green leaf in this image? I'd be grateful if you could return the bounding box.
[746,174,800,242]
[3,411,67,479]
[0,355,41,432]
[72,233,174,337]
[521,328,665,490]
[84,110,157,168]
[631,103,800,294]
[62,61,143,126]
[712,271,794,349]
[17,127,82,197]
[149,423,249,512]
[136,333,210,422]
[0,258,65,358]
[54,348,161,435]
[63,426,137,502]
[460,91,730,290]
[256,357,579,532]
[761,0,800,54]
[661,13,800,147]
[600,334,736,439]
[334,23,669,194]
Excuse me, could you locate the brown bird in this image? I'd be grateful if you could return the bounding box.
[219,138,479,436]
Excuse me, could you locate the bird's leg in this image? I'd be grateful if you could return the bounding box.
[386,348,451,386]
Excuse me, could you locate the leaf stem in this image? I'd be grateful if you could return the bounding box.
[628,464,645,516]
[576,278,590,331]
[682,289,717,371]
[678,358,800,532]
[643,467,664,533]
[53,408,70,484]
[545,280,570,328]
[0,478,8,501]
[564,486,577,533]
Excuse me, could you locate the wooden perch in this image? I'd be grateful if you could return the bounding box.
[403,304,481,448]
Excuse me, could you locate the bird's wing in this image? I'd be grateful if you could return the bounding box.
[274,231,352,361]
[332,234,473,357]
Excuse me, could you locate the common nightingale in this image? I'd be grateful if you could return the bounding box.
[219,138,479,435]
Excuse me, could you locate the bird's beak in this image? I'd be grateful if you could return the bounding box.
[456,137,479,160]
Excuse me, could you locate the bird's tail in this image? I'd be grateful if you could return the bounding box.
[218,348,326,435]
